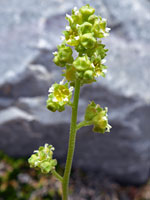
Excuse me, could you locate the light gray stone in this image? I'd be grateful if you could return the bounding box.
[0,64,55,98]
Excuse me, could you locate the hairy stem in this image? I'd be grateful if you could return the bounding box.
[52,170,63,182]
[76,121,93,131]
[62,79,81,200]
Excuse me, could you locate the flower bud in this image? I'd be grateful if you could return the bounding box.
[95,43,108,59]
[83,70,94,80]
[75,44,86,55]
[63,30,70,40]
[85,101,101,121]
[79,4,95,19]
[66,36,80,46]
[88,14,98,24]
[73,55,91,71]
[94,64,107,78]
[65,65,76,82]
[47,102,57,112]
[81,33,96,49]
[79,22,92,34]
[53,44,73,67]
[28,144,57,174]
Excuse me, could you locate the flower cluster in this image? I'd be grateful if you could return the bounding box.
[47,81,73,112]
[28,144,57,174]
[53,4,110,85]
[53,44,73,67]
[84,101,111,133]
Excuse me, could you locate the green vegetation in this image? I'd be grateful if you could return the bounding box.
[0,151,61,200]
[0,151,150,200]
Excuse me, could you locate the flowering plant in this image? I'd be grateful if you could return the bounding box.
[28,4,111,200]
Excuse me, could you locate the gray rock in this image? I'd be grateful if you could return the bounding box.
[1,89,150,185]
[103,35,150,101]
[0,65,54,98]
[0,0,150,185]
[0,0,76,84]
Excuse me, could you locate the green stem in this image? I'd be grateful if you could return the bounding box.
[52,170,63,182]
[76,121,93,131]
[62,79,81,200]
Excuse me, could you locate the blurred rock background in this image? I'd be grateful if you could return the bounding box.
[0,0,150,187]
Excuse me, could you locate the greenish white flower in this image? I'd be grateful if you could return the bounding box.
[47,82,73,112]
[53,44,74,67]
[84,101,111,133]
[28,144,57,174]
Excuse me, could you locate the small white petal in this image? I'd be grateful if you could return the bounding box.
[35,161,39,166]
[66,14,71,18]
[75,36,79,40]
[103,69,107,74]
[94,52,97,57]
[69,86,74,92]
[76,24,80,28]
[73,7,78,11]
[34,150,38,153]
[66,26,71,31]
[75,10,79,15]
[106,27,111,32]
[60,36,65,41]
[103,116,107,121]
[53,97,58,102]
[102,18,107,22]
[48,86,54,93]
[51,147,55,151]
[63,97,69,101]
[91,63,95,68]
[52,51,58,56]
[103,32,109,37]
[101,59,106,64]
[107,124,112,132]
[66,14,73,22]
[100,29,105,34]
[44,143,49,148]
[59,78,66,85]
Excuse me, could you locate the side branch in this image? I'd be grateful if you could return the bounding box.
[76,121,93,131]
[52,170,63,182]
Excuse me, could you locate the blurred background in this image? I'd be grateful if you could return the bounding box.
[0,0,150,199]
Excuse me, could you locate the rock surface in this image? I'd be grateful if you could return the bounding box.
[0,0,150,185]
